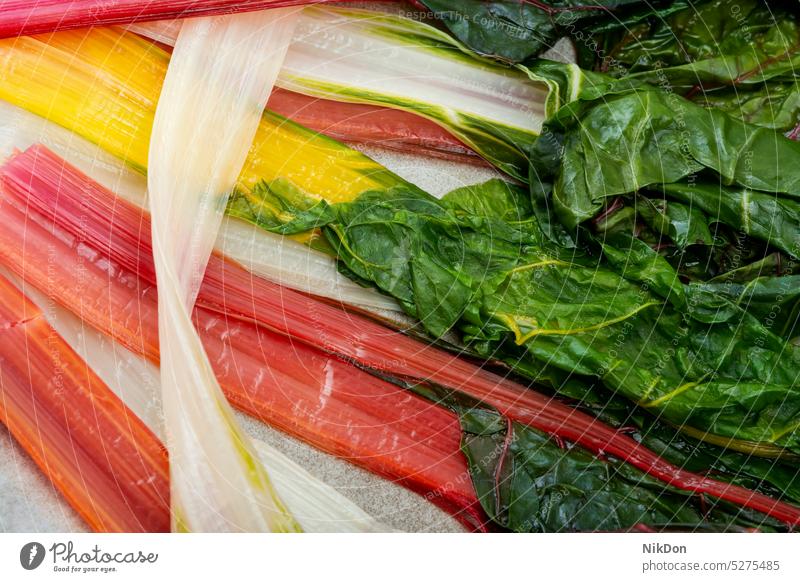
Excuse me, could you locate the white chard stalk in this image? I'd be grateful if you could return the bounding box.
[147,8,301,532]
[129,6,549,181]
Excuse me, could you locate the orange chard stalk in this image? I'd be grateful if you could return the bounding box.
[0,274,170,532]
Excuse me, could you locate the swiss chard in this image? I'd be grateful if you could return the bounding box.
[0,274,170,533]
[11,144,800,530]
[129,6,550,182]
[531,85,800,231]
[400,378,790,532]
[7,13,800,531]
[254,176,800,459]
[411,1,672,65]
[597,0,800,132]
[419,0,800,132]
[460,411,784,532]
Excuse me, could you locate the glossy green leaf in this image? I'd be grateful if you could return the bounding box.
[460,408,785,532]
[249,177,800,457]
[415,0,671,65]
[607,1,800,83]
[660,181,800,258]
[636,195,715,250]
[399,379,789,532]
[531,85,800,230]
[600,0,800,131]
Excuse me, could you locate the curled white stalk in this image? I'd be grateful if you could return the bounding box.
[147,8,301,532]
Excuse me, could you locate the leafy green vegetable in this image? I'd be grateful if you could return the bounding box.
[659,182,800,258]
[602,1,798,82]
[414,1,672,65]
[530,83,800,235]
[636,195,715,250]
[691,276,800,340]
[521,62,800,311]
[696,84,800,133]
[397,378,788,532]
[239,176,800,458]
[561,377,800,505]
[593,201,797,290]
[421,0,800,132]
[460,410,784,532]
[597,0,800,131]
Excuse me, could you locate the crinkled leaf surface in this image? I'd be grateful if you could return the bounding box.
[246,177,800,457]
[415,0,670,64]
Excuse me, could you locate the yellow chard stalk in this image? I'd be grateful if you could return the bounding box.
[0,26,407,219]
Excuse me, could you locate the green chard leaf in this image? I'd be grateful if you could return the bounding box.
[531,84,800,233]
[694,83,800,134]
[417,0,799,132]
[599,0,800,132]
[398,379,786,532]
[636,195,715,250]
[692,275,800,340]
[461,412,785,532]
[247,176,800,458]
[604,1,800,84]
[227,179,337,235]
[660,181,800,258]
[414,1,674,65]
[558,376,800,507]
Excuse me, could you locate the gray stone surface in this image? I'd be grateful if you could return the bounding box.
[0,425,87,533]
